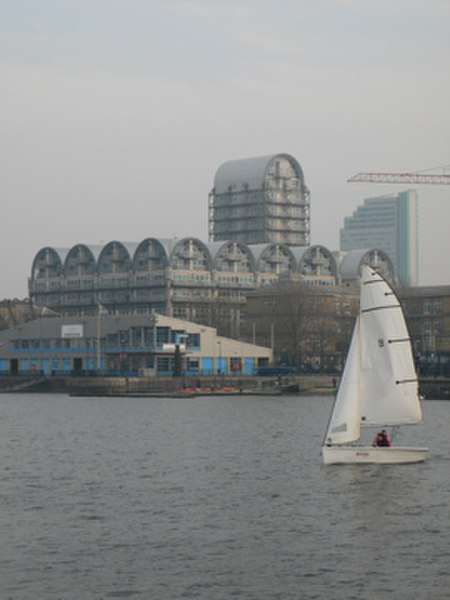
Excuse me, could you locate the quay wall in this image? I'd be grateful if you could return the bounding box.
[0,374,447,399]
[0,374,337,396]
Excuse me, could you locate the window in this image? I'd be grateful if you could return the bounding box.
[187,359,199,371]
[156,327,170,344]
[187,333,200,348]
[171,330,185,343]
[157,357,171,372]
[131,328,142,346]
[143,327,154,345]
[107,334,118,346]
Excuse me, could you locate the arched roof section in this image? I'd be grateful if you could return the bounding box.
[64,244,97,277]
[156,238,180,257]
[250,243,296,275]
[31,246,69,280]
[76,244,104,263]
[339,249,395,283]
[121,241,140,258]
[297,245,337,277]
[289,246,309,269]
[339,249,367,279]
[98,241,133,274]
[170,237,212,271]
[246,244,269,265]
[133,238,169,272]
[211,241,255,273]
[205,241,229,260]
[213,153,305,194]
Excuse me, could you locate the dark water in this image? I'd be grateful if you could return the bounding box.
[0,393,449,600]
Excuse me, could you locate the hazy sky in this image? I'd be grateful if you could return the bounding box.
[1,0,449,298]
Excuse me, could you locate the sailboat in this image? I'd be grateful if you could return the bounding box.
[322,265,428,465]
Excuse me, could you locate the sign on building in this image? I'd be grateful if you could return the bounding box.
[62,324,84,338]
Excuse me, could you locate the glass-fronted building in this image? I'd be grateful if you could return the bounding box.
[0,313,272,378]
[340,190,418,286]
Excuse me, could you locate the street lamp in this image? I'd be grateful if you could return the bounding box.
[216,340,222,375]
[173,333,188,377]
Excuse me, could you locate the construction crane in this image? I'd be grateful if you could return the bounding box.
[348,171,450,185]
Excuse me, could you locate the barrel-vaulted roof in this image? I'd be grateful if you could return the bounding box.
[248,243,296,273]
[30,239,393,284]
[98,241,132,262]
[213,153,304,195]
[119,241,140,258]
[97,241,135,274]
[148,238,176,258]
[169,237,212,270]
[339,249,372,279]
[205,241,229,260]
[338,248,394,281]
[71,244,105,262]
[31,246,71,279]
[133,238,169,271]
[246,244,271,264]
[209,241,255,272]
[288,246,310,264]
[297,245,338,276]
[45,247,72,264]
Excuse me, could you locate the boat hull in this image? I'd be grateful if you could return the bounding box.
[322,445,428,465]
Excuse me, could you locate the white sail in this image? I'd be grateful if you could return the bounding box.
[324,316,361,445]
[359,266,422,427]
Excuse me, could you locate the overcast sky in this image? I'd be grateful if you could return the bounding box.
[1,0,449,298]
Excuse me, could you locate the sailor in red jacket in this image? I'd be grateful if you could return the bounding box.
[373,429,391,447]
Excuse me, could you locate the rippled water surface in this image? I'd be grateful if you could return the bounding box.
[0,393,449,600]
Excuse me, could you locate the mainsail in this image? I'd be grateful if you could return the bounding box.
[359,267,422,427]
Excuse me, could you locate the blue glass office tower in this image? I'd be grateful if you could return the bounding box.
[340,190,418,286]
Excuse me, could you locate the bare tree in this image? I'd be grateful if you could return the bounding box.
[244,281,358,370]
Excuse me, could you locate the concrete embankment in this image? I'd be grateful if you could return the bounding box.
[0,374,447,399]
[0,374,338,397]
